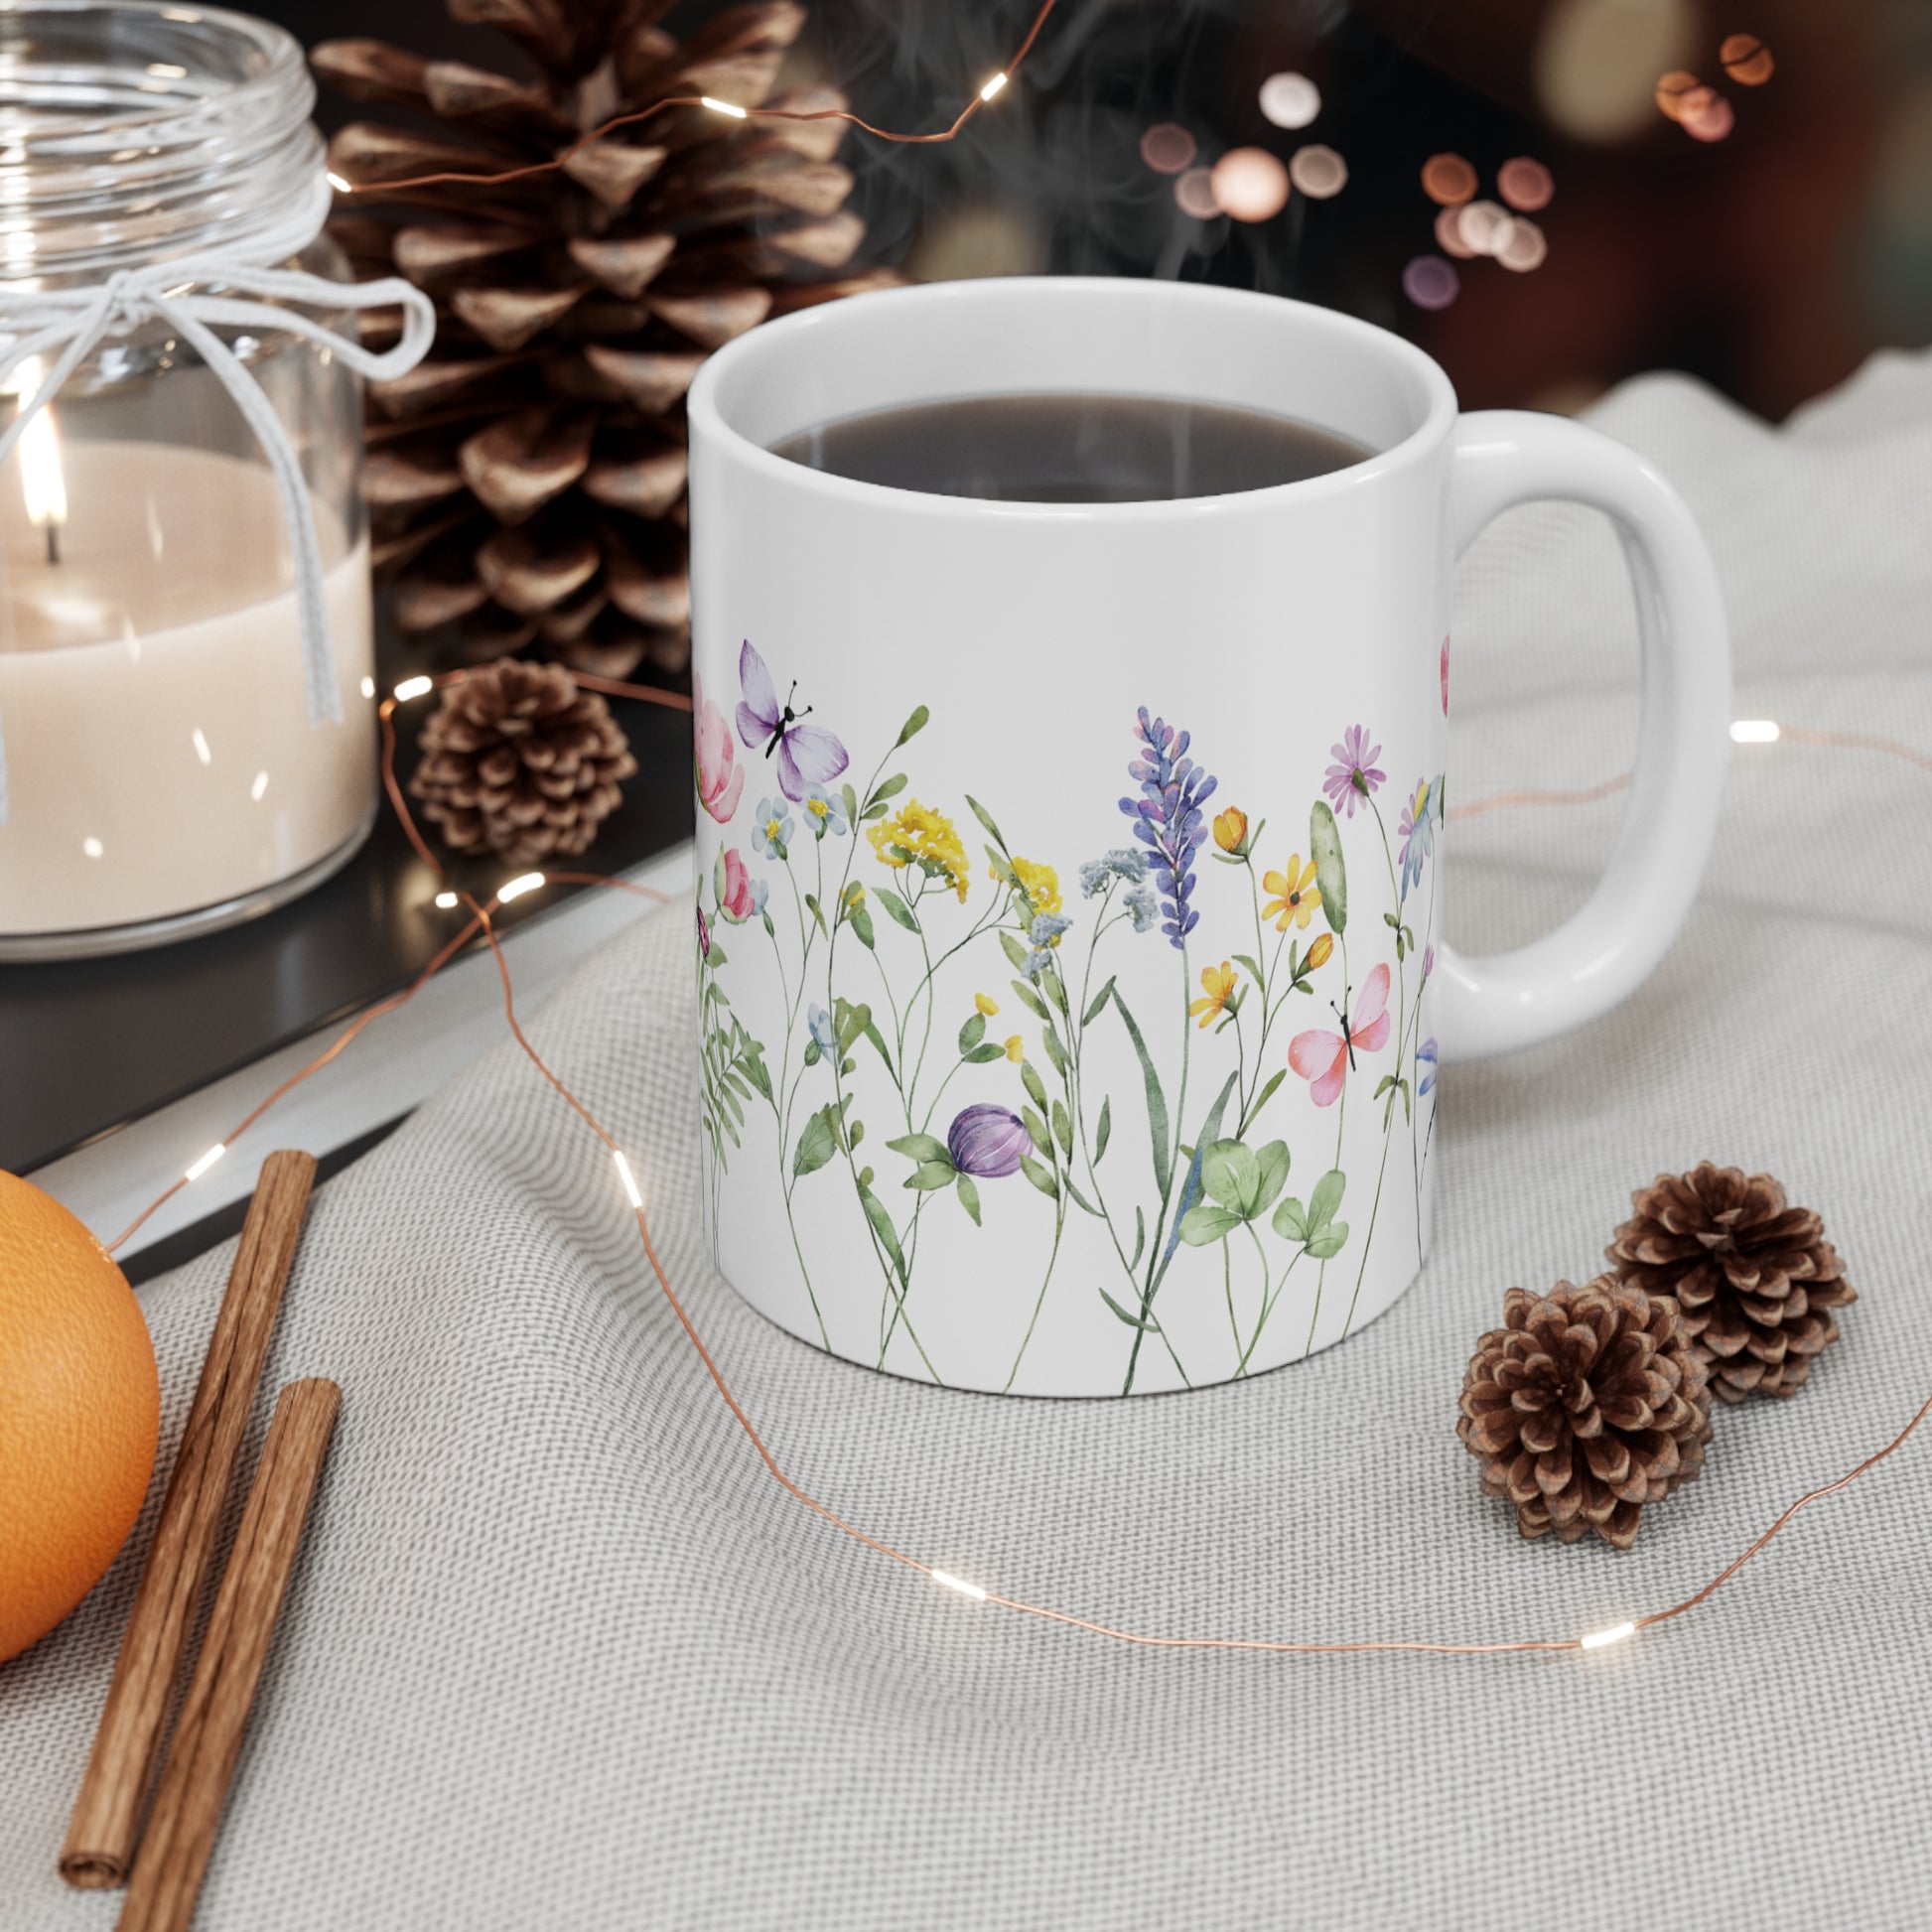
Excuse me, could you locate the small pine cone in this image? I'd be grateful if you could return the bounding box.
[1458,1278,1714,1550]
[409,660,637,867]
[1605,1163,1857,1403]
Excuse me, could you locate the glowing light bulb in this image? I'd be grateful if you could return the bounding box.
[1580,1621,1636,1650]
[360,675,376,700]
[930,1569,988,1601]
[498,871,546,902]
[434,890,459,909]
[185,1143,227,1182]
[326,170,352,194]
[979,71,1008,101]
[615,1150,644,1209]
[393,675,434,702]
[1730,719,1781,744]
[701,95,748,118]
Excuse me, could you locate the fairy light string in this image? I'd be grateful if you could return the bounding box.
[98,668,1932,1662]
[339,0,1062,198]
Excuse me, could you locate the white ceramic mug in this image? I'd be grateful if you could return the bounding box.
[685,278,1729,1397]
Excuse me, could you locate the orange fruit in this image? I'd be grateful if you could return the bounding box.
[0,1172,159,1664]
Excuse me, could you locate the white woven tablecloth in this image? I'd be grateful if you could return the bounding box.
[4,351,1931,1931]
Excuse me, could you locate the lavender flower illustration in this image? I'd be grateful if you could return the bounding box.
[1120,709,1217,949]
[1322,725,1385,818]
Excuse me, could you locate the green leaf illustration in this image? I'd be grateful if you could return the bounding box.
[849,905,876,950]
[761,909,775,937]
[1010,979,1049,1022]
[1038,1022,1069,1076]
[793,1108,837,1178]
[858,1183,909,1288]
[1130,1206,1147,1270]
[834,1001,871,1051]
[1306,1221,1350,1260]
[1111,986,1172,1199]
[963,1042,1005,1064]
[1233,952,1266,985]
[868,771,908,808]
[1051,1099,1074,1158]
[958,1012,987,1054]
[1094,1096,1112,1165]
[841,783,860,828]
[1081,977,1117,1028]
[1311,798,1347,935]
[896,704,929,747]
[999,930,1031,972]
[887,1133,950,1164]
[875,886,918,932]
[1200,1140,1257,1214]
[956,1173,982,1225]
[1272,1196,1309,1242]
[905,1162,957,1190]
[1019,1154,1059,1200]
[1253,1140,1291,1216]
[1240,1068,1287,1137]
[964,792,1009,851]
[1098,1286,1161,1332]
[984,845,1018,890]
[1022,1106,1052,1156]
[1309,1168,1347,1233]
[802,895,828,939]
[1178,1202,1244,1246]
[1021,1061,1049,1111]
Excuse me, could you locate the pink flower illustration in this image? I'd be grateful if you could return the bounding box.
[694,672,744,824]
[1441,635,1450,717]
[715,847,763,923]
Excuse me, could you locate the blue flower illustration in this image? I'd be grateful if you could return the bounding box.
[1030,912,1071,947]
[801,785,848,840]
[752,795,794,861]
[1396,775,1441,898]
[1119,708,1216,949]
[1080,848,1150,899]
[1125,885,1159,933]
[1417,1035,1438,1098]
[807,1004,837,1055]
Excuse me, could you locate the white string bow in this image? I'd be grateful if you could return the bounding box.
[0,194,435,827]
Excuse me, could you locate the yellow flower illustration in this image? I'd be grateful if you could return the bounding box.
[1262,855,1321,931]
[1002,854,1062,918]
[1213,806,1248,853]
[1188,960,1238,1030]
[1307,932,1334,971]
[868,798,969,902]
[1004,1035,1025,1063]
[975,992,999,1018]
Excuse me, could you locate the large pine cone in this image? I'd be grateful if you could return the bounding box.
[315,0,895,680]
[409,659,637,865]
[1605,1163,1856,1403]
[1458,1279,1714,1549]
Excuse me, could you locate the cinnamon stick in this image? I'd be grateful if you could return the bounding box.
[117,1380,342,1932]
[62,1150,318,1889]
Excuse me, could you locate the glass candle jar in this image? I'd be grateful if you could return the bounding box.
[0,1,379,958]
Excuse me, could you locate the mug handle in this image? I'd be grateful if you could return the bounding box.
[1434,410,1731,1062]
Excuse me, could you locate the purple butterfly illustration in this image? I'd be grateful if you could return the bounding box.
[734,639,849,803]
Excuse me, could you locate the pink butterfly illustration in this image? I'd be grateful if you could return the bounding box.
[734,639,849,804]
[1289,962,1391,1108]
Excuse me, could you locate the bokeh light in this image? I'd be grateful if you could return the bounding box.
[1721,33,1775,85]
[1403,255,1460,311]
[1259,71,1321,130]
[1434,205,1476,259]
[1497,158,1555,212]
[1288,144,1348,199]
[1536,0,1696,143]
[1682,89,1735,142]
[1140,122,1197,175]
[1210,147,1291,221]
[1497,218,1549,272]
[1655,69,1702,121]
[1174,167,1220,218]
[1421,153,1478,207]
[1455,199,1515,257]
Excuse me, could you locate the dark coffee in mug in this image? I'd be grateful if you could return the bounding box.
[769,392,1371,502]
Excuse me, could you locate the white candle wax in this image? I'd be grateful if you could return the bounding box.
[0,440,375,938]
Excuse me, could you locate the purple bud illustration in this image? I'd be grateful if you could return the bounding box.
[946,1103,1032,1178]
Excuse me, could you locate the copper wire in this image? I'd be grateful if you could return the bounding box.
[352,0,1061,195]
[108,691,1932,1660]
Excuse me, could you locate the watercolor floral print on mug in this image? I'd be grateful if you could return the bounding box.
[694,639,1444,1393]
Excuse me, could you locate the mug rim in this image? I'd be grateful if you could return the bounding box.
[689,276,1460,521]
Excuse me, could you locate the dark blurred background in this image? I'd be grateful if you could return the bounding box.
[279,0,1932,423]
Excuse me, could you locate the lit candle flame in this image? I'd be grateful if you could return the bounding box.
[12,357,67,564]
